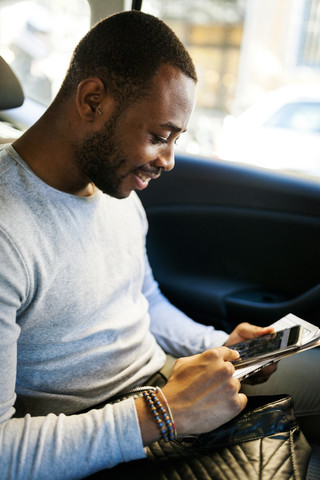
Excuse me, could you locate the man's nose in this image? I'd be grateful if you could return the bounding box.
[155,144,175,171]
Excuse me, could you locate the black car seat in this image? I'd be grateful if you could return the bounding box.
[0,56,24,143]
[0,56,24,110]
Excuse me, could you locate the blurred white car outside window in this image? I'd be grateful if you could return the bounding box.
[214,85,320,178]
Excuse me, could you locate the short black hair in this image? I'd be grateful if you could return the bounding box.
[57,10,197,107]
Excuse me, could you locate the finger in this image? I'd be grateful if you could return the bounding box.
[232,376,242,393]
[236,392,248,411]
[261,362,278,375]
[252,326,275,337]
[244,372,273,385]
[243,362,278,385]
[237,323,275,339]
[218,346,240,362]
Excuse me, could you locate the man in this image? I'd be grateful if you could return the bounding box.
[0,10,318,480]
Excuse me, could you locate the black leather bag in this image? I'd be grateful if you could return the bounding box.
[89,394,311,480]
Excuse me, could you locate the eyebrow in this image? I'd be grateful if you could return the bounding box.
[160,122,186,134]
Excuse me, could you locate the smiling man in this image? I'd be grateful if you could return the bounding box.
[13,11,197,200]
[0,10,312,480]
[72,63,195,198]
[15,61,195,199]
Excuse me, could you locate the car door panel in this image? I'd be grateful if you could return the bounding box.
[138,154,320,332]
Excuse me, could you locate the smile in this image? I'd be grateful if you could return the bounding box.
[136,168,162,181]
[134,168,161,190]
[137,171,151,183]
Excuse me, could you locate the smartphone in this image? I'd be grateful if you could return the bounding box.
[230,325,303,367]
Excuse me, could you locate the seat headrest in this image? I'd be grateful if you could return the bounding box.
[0,56,24,110]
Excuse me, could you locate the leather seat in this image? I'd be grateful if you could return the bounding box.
[0,56,24,143]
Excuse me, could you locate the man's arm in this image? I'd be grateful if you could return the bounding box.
[0,231,146,480]
[0,400,146,479]
[142,245,275,356]
[142,251,229,356]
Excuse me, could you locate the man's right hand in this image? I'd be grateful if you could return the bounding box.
[136,347,247,444]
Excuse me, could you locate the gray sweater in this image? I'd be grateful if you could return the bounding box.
[0,144,228,479]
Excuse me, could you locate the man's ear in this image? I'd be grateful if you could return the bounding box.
[75,78,116,122]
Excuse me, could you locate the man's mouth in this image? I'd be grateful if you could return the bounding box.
[137,171,151,183]
[134,168,162,189]
[138,166,162,179]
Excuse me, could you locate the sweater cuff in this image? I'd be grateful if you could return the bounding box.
[113,397,147,463]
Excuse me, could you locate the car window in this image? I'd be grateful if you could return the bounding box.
[142,0,245,157]
[0,0,90,106]
[1,0,320,179]
[142,0,320,179]
[263,102,320,134]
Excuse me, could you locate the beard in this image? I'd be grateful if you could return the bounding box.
[74,113,129,199]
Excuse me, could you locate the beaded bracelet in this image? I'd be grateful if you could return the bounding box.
[155,387,177,439]
[142,389,177,442]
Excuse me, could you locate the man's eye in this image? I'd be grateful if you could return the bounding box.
[151,134,168,145]
[151,133,180,146]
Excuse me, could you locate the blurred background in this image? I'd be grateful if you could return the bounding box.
[1,0,320,177]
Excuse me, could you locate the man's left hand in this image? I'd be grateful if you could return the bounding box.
[225,322,277,384]
[224,322,275,347]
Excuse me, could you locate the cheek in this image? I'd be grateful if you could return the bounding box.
[120,123,159,163]
[140,144,157,160]
[125,138,158,164]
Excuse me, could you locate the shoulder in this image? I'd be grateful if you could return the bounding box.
[0,145,35,223]
[0,144,17,177]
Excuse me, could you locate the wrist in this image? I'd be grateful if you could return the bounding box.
[135,396,161,446]
[135,388,177,446]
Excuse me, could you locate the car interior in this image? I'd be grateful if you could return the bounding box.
[0,55,24,141]
[0,0,319,477]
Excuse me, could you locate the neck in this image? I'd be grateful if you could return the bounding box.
[13,105,94,197]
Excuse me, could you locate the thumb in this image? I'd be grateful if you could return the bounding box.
[251,326,275,338]
[237,323,275,339]
[220,346,241,362]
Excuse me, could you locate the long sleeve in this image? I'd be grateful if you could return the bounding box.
[0,228,146,480]
[142,251,229,357]
[0,400,145,480]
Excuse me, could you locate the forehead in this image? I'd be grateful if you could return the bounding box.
[125,64,196,129]
[150,63,196,105]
